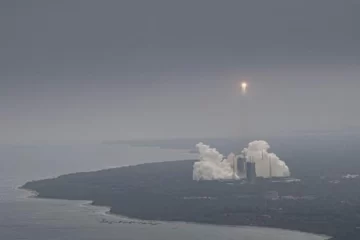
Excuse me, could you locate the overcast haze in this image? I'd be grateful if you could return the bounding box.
[1,0,359,144]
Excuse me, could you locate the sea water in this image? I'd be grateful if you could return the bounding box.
[0,144,328,240]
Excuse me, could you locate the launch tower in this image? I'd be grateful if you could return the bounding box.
[246,158,256,183]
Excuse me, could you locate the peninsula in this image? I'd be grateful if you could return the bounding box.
[22,160,360,240]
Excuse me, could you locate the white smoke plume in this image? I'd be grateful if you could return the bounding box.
[193,140,290,180]
[242,140,290,178]
[192,142,234,180]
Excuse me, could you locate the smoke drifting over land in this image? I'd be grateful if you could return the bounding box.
[193,141,290,180]
[192,143,234,181]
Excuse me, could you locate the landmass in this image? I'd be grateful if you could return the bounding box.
[22,160,360,240]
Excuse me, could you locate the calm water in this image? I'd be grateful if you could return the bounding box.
[0,144,328,240]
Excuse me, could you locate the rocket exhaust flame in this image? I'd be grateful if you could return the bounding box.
[241,82,248,94]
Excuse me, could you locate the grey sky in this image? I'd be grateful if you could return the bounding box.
[1,1,359,144]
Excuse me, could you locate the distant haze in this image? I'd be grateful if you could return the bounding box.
[1,1,359,144]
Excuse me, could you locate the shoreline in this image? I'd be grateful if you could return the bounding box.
[19,187,331,239]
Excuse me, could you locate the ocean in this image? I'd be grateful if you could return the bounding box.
[0,144,328,240]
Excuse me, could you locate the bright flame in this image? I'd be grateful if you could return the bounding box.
[241,82,248,93]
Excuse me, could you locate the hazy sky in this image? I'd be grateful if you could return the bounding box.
[1,1,359,144]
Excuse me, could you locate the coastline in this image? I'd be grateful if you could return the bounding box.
[19,187,162,224]
[18,187,331,239]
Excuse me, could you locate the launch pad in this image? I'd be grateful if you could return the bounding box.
[232,151,274,184]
